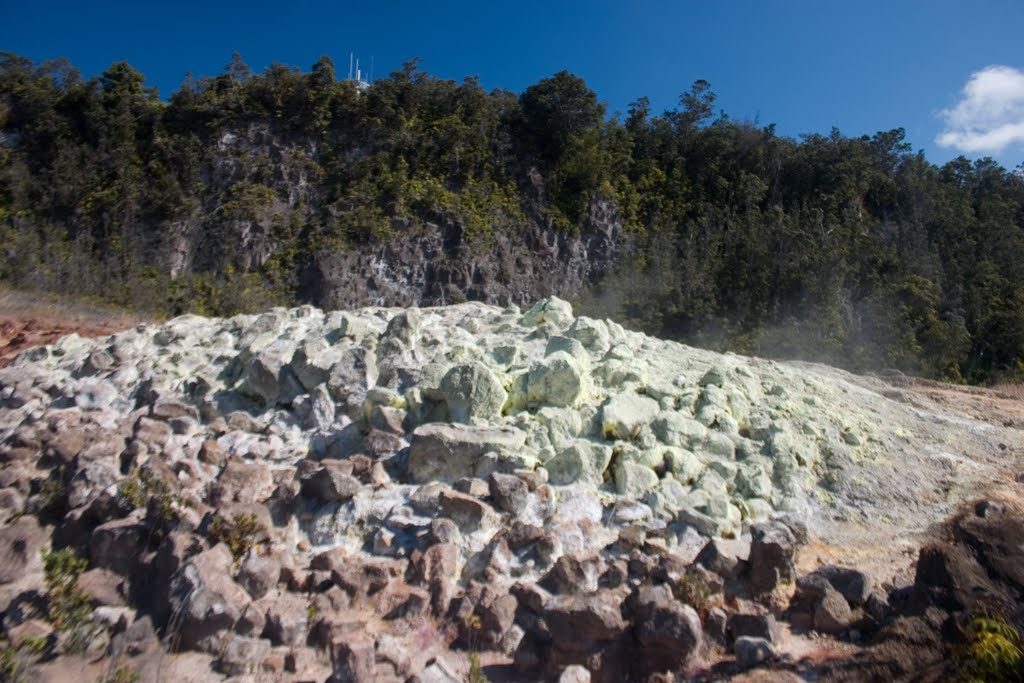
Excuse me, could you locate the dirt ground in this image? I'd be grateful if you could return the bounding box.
[0,288,150,368]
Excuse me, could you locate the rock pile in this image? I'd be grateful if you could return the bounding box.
[0,298,1017,681]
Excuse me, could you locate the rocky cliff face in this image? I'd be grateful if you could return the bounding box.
[307,200,623,309]
[0,299,1020,681]
[162,123,625,310]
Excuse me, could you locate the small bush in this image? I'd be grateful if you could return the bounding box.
[103,664,140,683]
[117,474,148,509]
[118,469,183,532]
[0,645,27,683]
[958,606,1023,682]
[208,513,265,559]
[677,569,715,617]
[467,651,488,683]
[41,547,95,654]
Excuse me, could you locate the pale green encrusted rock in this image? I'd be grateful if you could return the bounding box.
[545,336,589,365]
[694,431,737,460]
[601,392,660,440]
[547,441,613,486]
[527,351,587,408]
[520,296,574,328]
[504,370,530,413]
[592,359,645,387]
[653,412,707,447]
[536,406,584,452]
[567,316,611,355]
[440,362,507,424]
[706,460,738,483]
[696,469,730,496]
[417,362,453,401]
[739,497,774,521]
[614,460,659,498]
[736,461,774,499]
[665,447,703,484]
[617,443,664,470]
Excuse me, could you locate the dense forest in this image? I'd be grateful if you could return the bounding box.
[1,52,1023,383]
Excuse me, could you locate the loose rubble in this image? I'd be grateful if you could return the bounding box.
[0,297,1021,681]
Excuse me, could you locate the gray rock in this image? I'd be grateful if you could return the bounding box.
[214,459,276,504]
[727,612,781,644]
[814,587,852,635]
[167,543,253,652]
[734,636,774,668]
[558,664,592,683]
[301,462,361,502]
[239,339,303,405]
[695,538,751,580]
[408,423,526,483]
[704,607,728,642]
[540,552,604,595]
[74,379,118,410]
[327,347,378,401]
[237,553,281,600]
[78,567,126,606]
[816,565,874,606]
[630,584,703,673]
[90,517,147,576]
[0,517,46,583]
[218,635,271,676]
[488,472,529,515]
[748,521,797,594]
[439,490,496,533]
[331,634,376,682]
[264,594,309,646]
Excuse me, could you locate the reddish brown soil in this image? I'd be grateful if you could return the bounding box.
[0,288,148,367]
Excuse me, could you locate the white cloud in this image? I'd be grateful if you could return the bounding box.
[936,65,1024,155]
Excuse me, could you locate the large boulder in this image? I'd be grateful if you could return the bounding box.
[630,584,703,675]
[527,352,587,408]
[546,440,613,486]
[408,423,527,482]
[602,393,660,440]
[814,587,852,635]
[440,362,507,423]
[167,543,253,652]
[90,517,148,576]
[521,297,574,328]
[238,339,303,405]
[748,521,797,594]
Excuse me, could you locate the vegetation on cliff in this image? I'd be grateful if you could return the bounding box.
[1,52,1023,382]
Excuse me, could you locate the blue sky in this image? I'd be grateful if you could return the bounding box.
[4,0,1023,168]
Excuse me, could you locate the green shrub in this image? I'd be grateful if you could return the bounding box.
[103,664,140,683]
[958,607,1023,682]
[0,645,27,683]
[41,548,95,654]
[208,513,265,559]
